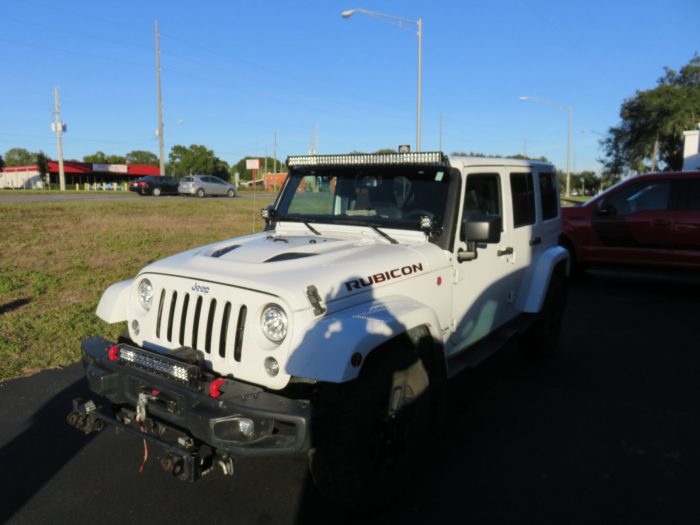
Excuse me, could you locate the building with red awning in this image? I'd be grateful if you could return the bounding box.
[1,161,161,189]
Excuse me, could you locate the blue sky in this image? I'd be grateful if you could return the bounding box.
[1,0,698,172]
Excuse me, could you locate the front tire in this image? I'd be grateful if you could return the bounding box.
[520,265,567,357]
[309,344,433,511]
[227,189,235,198]
[152,187,161,196]
[196,188,205,198]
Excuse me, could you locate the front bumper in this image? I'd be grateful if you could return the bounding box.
[79,336,311,457]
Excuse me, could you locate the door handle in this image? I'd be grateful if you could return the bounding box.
[497,247,514,256]
[529,237,542,246]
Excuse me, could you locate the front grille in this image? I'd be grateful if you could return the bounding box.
[154,287,247,363]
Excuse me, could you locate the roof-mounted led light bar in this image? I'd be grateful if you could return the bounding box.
[286,152,447,168]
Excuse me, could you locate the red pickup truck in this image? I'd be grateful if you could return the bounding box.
[560,171,700,272]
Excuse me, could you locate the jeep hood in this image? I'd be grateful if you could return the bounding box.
[139,228,446,311]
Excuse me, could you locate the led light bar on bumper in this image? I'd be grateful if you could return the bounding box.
[108,343,199,385]
[286,151,447,168]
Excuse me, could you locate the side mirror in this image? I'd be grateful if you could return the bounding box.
[461,214,502,244]
[458,214,502,263]
[596,202,613,216]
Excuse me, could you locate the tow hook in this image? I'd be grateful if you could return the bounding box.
[67,398,104,434]
[159,451,234,481]
[217,455,235,476]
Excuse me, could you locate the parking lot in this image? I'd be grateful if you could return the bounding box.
[1,268,698,524]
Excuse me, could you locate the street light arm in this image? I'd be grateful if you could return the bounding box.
[519,95,564,112]
[342,8,418,31]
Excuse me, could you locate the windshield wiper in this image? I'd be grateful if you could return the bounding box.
[330,219,398,244]
[276,215,322,236]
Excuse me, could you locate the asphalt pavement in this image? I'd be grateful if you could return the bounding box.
[1,269,699,524]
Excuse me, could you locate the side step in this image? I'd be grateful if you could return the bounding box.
[446,314,536,379]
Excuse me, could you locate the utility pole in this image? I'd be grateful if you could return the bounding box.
[566,105,572,197]
[52,87,66,191]
[273,131,277,173]
[309,128,316,155]
[416,18,422,151]
[155,19,165,176]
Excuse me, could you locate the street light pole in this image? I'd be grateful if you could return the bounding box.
[519,96,573,197]
[342,8,422,151]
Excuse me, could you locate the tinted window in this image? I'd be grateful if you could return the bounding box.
[539,172,558,220]
[464,173,501,219]
[181,176,192,182]
[675,178,700,211]
[510,172,535,227]
[603,180,671,215]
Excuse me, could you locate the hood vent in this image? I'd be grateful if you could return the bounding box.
[264,252,317,263]
[210,244,240,258]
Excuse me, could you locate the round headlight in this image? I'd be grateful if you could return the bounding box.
[138,279,154,311]
[261,304,288,343]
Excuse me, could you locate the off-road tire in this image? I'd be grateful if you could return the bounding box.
[309,344,433,512]
[197,188,205,198]
[152,187,161,196]
[519,265,567,358]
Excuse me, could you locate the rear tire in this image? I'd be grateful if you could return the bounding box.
[520,265,567,358]
[197,188,205,198]
[309,344,433,512]
[152,187,161,196]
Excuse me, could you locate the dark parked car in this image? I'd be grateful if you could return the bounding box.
[128,176,179,196]
[561,170,700,272]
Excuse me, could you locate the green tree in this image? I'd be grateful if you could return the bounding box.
[125,150,159,165]
[36,152,50,180]
[602,55,700,174]
[4,148,36,166]
[0,155,4,172]
[168,144,230,179]
[83,151,108,163]
[106,154,126,164]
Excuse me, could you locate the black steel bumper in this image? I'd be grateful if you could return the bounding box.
[79,336,312,457]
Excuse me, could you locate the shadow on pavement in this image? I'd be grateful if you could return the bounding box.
[0,375,94,523]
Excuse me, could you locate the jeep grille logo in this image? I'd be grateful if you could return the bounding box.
[191,283,210,294]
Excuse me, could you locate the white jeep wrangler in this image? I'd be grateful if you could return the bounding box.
[70,151,568,509]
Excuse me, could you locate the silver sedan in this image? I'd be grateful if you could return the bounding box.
[178,175,237,198]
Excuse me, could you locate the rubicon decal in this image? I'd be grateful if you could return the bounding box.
[344,263,424,292]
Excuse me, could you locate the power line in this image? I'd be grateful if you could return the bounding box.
[0,38,151,69]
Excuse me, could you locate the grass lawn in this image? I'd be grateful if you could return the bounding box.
[0,196,273,380]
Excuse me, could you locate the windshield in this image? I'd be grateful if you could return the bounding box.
[276,166,453,231]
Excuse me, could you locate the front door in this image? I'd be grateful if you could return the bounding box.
[590,178,673,266]
[449,169,522,355]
